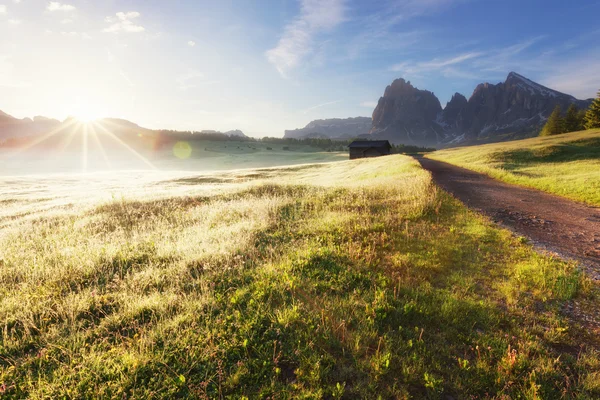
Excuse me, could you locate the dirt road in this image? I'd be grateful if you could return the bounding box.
[417,157,600,280]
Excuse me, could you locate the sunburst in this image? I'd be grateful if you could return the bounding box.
[92,121,157,170]
[7,118,156,173]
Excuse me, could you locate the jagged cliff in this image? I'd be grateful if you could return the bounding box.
[369,72,593,146]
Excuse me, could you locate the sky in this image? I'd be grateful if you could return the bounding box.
[1,0,599,137]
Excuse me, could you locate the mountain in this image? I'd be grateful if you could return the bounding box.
[370,78,442,145]
[0,111,61,142]
[284,117,371,140]
[370,72,593,147]
[0,110,249,148]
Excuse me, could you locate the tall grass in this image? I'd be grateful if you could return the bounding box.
[0,156,598,398]
[427,129,600,206]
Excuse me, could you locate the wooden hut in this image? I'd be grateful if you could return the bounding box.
[348,140,392,160]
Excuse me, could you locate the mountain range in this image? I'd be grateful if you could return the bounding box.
[1,72,593,149]
[285,72,593,147]
[283,117,372,140]
[0,112,248,146]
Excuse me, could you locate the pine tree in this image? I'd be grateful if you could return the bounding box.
[564,104,584,133]
[584,90,600,130]
[540,105,564,136]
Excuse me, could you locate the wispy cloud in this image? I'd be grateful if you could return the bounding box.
[47,2,75,12]
[390,52,483,75]
[420,52,483,69]
[388,36,548,85]
[302,99,342,114]
[266,0,347,78]
[104,12,145,33]
[0,5,7,13]
[345,0,465,59]
[187,41,195,47]
[471,36,546,73]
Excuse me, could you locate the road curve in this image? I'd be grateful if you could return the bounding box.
[417,157,600,280]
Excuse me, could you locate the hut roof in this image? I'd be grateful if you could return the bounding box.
[348,140,391,149]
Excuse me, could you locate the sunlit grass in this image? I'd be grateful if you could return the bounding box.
[428,129,600,206]
[0,155,598,398]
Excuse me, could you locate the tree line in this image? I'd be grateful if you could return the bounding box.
[540,90,600,136]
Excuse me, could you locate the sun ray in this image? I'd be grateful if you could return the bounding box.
[92,121,157,170]
[56,121,80,153]
[81,123,89,172]
[88,123,112,170]
[10,118,79,155]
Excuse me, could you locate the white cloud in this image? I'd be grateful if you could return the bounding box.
[302,99,342,114]
[266,0,347,78]
[60,18,73,24]
[360,101,378,108]
[104,11,145,33]
[0,5,7,13]
[391,52,483,74]
[47,2,76,11]
[8,18,21,24]
[420,52,483,69]
[187,41,195,47]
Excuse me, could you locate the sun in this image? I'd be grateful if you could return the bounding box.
[67,99,104,123]
[74,109,101,123]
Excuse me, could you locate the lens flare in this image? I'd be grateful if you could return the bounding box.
[173,141,192,159]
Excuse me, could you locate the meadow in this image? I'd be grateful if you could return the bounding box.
[427,129,600,206]
[0,139,346,176]
[1,155,598,398]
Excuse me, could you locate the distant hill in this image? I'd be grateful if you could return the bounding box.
[284,117,371,140]
[224,129,248,138]
[0,111,61,141]
[369,72,593,147]
[0,111,249,148]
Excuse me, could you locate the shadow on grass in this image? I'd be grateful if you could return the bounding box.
[490,137,600,170]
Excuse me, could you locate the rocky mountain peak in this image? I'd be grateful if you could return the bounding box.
[384,78,416,97]
[446,93,467,108]
[442,93,468,128]
[504,71,566,99]
[368,72,592,147]
[371,79,442,144]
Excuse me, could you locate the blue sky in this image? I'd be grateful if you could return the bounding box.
[1,0,599,136]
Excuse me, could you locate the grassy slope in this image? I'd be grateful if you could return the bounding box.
[0,156,599,398]
[427,129,600,206]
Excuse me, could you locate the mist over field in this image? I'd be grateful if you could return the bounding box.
[0,141,346,176]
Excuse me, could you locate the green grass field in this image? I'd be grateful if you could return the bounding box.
[427,129,600,206]
[1,155,598,398]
